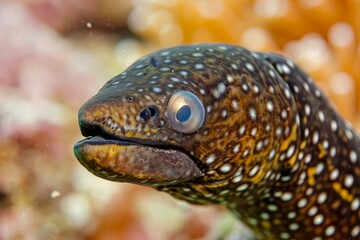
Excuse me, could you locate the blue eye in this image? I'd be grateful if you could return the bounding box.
[166,91,205,134]
[176,105,191,122]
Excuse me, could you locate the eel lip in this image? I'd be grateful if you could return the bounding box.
[74,134,204,186]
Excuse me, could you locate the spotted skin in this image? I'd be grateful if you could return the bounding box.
[74,44,360,239]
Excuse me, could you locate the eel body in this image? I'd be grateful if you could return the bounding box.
[74,44,360,239]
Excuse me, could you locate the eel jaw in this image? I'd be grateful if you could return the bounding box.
[73,125,204,186]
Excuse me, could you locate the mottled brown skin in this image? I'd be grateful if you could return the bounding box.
[74,44,360,239]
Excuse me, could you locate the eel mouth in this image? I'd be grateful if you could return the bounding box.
[74,121,204,186]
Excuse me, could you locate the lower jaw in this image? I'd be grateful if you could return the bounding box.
[73,136,204,185]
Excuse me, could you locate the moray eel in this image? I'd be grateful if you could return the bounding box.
[74,44,360,239]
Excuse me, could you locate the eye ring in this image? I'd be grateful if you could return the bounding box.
[166,91,205,134]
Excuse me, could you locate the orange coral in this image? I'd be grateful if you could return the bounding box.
[128,0,360,126]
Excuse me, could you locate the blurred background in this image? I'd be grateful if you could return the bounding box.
[0,0,359,239]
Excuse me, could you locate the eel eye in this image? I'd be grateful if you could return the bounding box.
[166,91,205,134]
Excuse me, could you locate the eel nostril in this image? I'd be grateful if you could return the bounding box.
[140,105,159,121]
[140,108,151,121]
[148,105,159,117]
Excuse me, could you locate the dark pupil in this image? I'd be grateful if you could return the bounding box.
[176,105,191,122]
